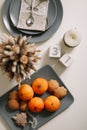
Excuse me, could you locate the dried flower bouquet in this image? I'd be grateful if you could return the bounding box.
[0,34,40,84]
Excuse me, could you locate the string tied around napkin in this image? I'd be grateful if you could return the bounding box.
[17,0,49,31]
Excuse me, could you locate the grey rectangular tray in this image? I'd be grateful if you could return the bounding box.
[0,65,74,130]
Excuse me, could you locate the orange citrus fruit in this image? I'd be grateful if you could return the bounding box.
[28,97,44,113]
[18,84,34,101]
[44,95,60,112]
[32,78,48,95]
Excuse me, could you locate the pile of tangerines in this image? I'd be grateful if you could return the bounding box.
[8,77,67,113]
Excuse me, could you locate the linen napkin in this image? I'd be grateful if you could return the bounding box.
[17,0,49,31]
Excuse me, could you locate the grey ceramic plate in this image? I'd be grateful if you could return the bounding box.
[9,0,57,35]
[2,0,63,42]
[0,65,74,130]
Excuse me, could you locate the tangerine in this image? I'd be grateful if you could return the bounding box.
[32,78,48,95]
[44,95,60,112]
[18,84,34,101]
[28,97,44,113]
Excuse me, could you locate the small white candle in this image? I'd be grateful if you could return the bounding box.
[63,29,81,48]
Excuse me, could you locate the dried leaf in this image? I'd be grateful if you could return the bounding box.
[12,112,27,127]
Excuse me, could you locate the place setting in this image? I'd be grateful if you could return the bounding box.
[0,1,74,130]
[1,0,63,43]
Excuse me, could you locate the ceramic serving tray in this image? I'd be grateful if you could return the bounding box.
[0,65,74,130]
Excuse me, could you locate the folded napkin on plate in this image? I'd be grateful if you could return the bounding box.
[17,0,49,31]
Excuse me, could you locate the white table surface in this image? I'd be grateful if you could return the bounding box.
[0,0,87,130]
